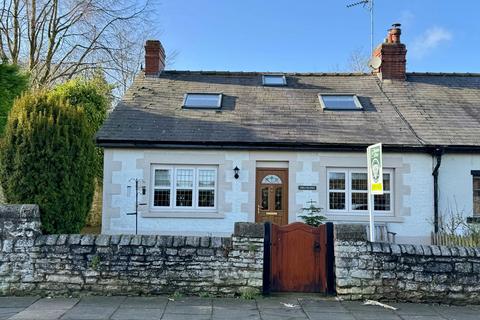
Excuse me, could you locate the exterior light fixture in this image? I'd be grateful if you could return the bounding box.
[234,166,240,179]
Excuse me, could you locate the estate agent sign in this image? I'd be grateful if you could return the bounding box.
[367,143,383,195]
[367,143,383,241]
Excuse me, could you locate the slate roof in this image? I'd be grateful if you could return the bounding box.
[96,71,480,150]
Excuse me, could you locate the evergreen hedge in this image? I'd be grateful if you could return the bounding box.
[0,63,29,136]
[0,91,95,233]
[50,74,111,179]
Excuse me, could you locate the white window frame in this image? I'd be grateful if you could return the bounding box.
[262,74,287,86]
[151,165,218,212]
[318,93,363,110]
[182,93,223,109]
[326,168,394,216]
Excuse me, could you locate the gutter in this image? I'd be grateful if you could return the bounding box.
[96,139,431,153]
[432,148,444,233]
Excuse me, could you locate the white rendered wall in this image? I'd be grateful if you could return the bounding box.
[438,154,480,228]
[102,148,435,243]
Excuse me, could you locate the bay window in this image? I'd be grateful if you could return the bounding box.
[152,166,217,210]
[327,168,393,214]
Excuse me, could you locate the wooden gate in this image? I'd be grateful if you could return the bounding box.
[263,222,335,294]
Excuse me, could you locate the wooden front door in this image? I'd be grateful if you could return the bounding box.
[255,168,288,225]
[270,223,328,293]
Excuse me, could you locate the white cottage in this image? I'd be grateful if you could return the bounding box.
[96,25,480,244]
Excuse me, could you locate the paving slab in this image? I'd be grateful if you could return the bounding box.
[17,297,78,311]
[0,297,39,308]
[160,314,211,320]
[74,296,126,307]
[10,298,79,320]
[164,305,212,315]
[351,311,402,320]
[2,295,480,320]
[0,308,25,320]
[390,303,441,316]
[308,312,356,320]
[60,306,117,320]
[9,308,70,320]
[111,308,163,320]
[120,297,168,309]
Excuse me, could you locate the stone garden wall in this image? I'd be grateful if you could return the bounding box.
[0,205,263,296]
[335,224,480,304]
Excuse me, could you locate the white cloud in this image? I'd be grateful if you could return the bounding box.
[410,26,453,59]
[398,10,415,28]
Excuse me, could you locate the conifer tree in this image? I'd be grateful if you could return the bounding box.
[0,91,95,233]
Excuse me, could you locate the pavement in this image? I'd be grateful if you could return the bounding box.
[0,295,479,320]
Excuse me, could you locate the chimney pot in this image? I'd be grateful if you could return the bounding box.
[372,23,407,81]
[144,40,165,76]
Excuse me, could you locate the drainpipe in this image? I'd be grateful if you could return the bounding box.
[432,148,443,233]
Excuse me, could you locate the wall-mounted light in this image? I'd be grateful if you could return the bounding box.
[234,166,240,179]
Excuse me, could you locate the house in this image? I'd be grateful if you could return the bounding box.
[96,24,480,244]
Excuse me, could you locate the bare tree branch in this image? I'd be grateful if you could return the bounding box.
[0,0,167,98]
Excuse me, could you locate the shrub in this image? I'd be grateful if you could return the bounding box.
[49,72,112,179]
[0,91,95,233]
[299,200,326,227]
[0,63,29,136]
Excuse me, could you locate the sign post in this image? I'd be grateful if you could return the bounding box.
[367,143,383,242]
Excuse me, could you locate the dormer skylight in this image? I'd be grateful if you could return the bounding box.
[183,93,223,109]
[319,94,363,110]
[262,74,287,86]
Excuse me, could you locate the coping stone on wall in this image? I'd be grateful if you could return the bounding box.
[234,222,264,238]
[0,204,40,220]
[335,224,368,242]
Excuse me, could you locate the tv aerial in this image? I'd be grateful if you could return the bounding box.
[347,0,375,55]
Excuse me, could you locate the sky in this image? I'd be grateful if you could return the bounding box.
[154,0,479,73]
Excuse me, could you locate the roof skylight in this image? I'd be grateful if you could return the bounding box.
[183,93,223,109]
[262,74,287,86]
[319,94,363,110]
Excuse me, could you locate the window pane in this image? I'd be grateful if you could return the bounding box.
[199,169,216,188]
[329,172,345,190]
[198,190,215,207]
[321,95,361,110]
[275,187,282,210]
[262,174,282,184]
[155,169,170,187]
[176,169,193,188]
[474,189,480,216]
[184,94,221,108]
[329,192,345,210]
[261,187,269,210]
[351,173,367,191]
[474,177,480,190]
[374,194,391,211]
[176,190,193,207]
[352,192,368,211]
[154,190,170,207]
[383,173,391,191]
[263,75,286,86]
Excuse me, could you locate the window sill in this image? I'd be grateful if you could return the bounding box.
[325,213,404,223]
[142,210,224,219]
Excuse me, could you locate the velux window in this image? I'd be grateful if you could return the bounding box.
[327,168,393,214]
[183,93,222,109]
[152,166,217,210]
[262,74,287,86]
[319,94,363,110]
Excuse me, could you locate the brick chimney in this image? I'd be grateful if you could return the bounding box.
[372,24,407,81]
[144,40,165,76]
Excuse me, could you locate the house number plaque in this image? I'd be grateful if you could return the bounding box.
[298,185,317,191]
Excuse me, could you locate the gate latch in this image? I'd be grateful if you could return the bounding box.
[313,241,321,252]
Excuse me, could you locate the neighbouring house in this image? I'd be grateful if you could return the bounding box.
[96,24,480,244]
